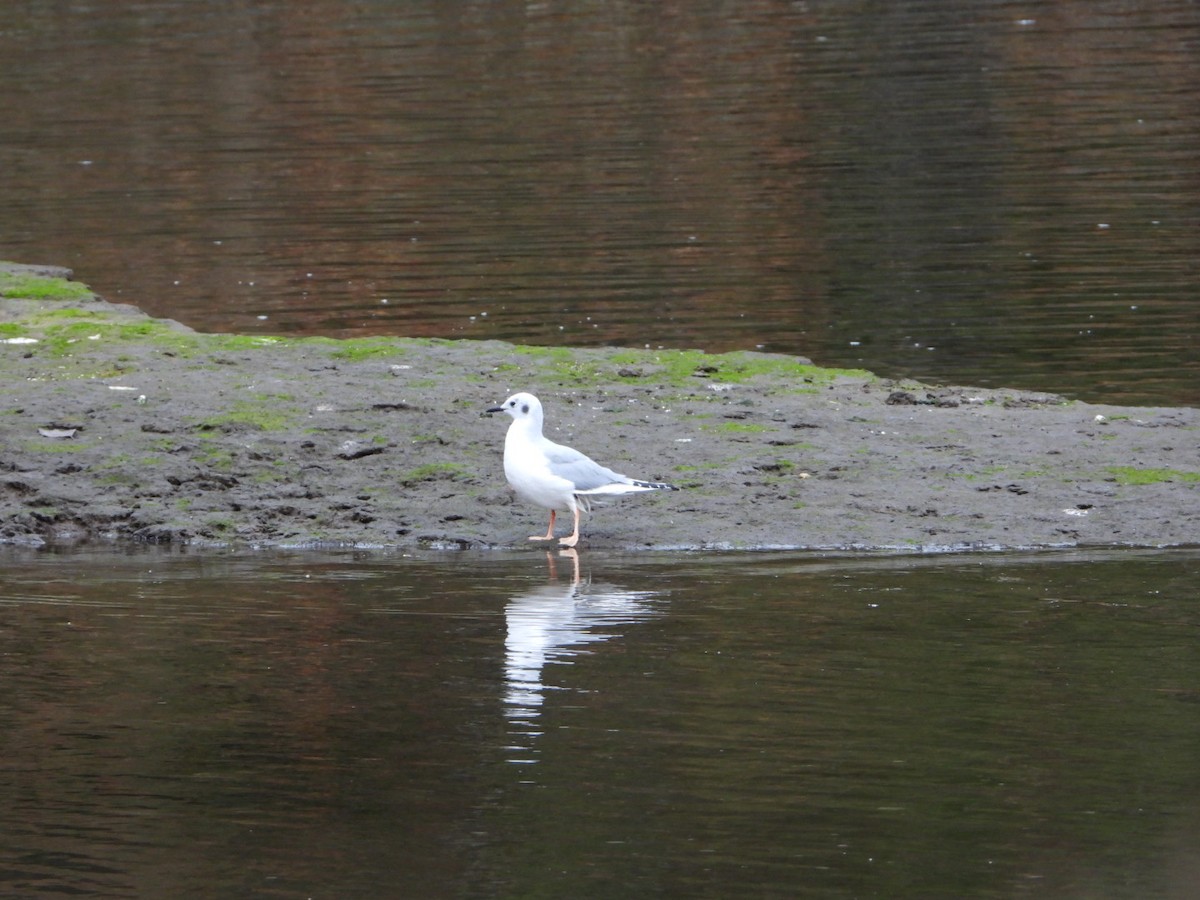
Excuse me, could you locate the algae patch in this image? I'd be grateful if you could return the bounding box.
[197,395,303,432]
[0,270,94,302]
[1106,466,1200,486]
[402,462,467,485]
[705,421,772,434]
[505,343,871,390]
[328,337,409,362]
[609,347,869,386]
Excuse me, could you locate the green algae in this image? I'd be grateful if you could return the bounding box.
[705,421,771,434]
[10,313,199,359]
[328,337,408,362]
[6,295,871,399]
[1106,466,1200,486]
[401,462,466,484]
[197,394,301,432]
[608,347,869,386]
[0,270,94,301]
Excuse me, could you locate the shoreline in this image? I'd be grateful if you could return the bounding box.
[2,261,1197,553]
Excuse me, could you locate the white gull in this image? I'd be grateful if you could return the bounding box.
[487,392,678,547]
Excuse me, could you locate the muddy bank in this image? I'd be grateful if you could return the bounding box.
[2,261,1197,552]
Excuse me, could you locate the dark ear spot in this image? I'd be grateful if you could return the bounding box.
[521,403,530,414]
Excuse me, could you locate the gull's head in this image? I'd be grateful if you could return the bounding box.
[487,391,542,422]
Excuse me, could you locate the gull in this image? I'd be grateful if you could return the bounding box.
[487,392,678,547]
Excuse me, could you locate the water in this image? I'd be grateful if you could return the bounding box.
[2,546,1198,897]
[3,7,1199,891]
[2,1,1198,405]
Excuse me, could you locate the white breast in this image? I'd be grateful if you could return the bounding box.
[504,422,578,512]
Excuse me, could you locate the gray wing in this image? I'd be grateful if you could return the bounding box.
[541,438,626,491]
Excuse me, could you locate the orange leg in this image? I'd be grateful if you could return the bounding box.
[558,506,581,548]
[529,509,556,541]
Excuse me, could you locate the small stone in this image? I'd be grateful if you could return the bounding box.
[337,441,386,461]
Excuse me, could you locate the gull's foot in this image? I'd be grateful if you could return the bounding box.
[528,534,555,541]
[558,534,579,548]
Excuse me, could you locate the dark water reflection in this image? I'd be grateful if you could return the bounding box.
[2,1,1197,405]
[1,546,1198,897]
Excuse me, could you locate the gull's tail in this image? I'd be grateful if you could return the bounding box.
[573,479,677,513]
[629,478,679,492]
[577,479,679,497]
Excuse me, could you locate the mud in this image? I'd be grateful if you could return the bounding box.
[2,261,1197,553]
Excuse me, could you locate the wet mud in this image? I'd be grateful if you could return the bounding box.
[2,261,1197,553]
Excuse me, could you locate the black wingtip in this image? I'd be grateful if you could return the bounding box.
[632,480,679,491]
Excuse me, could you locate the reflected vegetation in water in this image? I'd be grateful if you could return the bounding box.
[2,2,1198,404]
[1,546,1198,896]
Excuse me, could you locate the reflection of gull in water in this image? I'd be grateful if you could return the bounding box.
[504,549,660,764]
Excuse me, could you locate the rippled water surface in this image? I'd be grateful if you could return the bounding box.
[2,547,1198,897]
[2,1,1197,404]
[5,7,1199,894]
